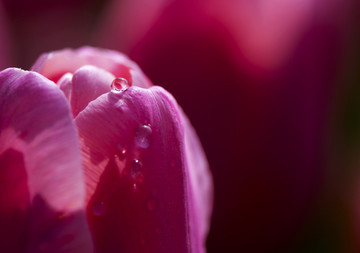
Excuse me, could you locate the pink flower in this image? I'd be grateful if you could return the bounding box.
[0,46,213,252]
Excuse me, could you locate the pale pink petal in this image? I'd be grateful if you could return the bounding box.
[70,65,115,117]
[75,86,212,252]
[31,46,152,88]
[57,73,73,99]
[0,68,93,252]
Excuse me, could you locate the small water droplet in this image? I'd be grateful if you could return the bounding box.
[92,201,105,216]
[135,125,152,149]
[133,183,138,191]
[116,144,127,159]
[111,77,130,93]
[130,159,144,183]
[147,198,156,211]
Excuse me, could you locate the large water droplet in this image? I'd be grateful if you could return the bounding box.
[111,77,129,93]
[116,144,127,160]
[130,159,144,183]
[147,198,156,211]
[92,201,105,216]
[135,124,152,149]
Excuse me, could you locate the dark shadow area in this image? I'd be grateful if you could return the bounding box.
[0,148,93,252]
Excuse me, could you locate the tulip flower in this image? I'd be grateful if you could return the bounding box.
[0,46,213,252]
[96,0,359,251]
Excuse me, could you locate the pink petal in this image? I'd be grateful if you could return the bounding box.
[0,68,93,252]
[57,73,72,99]
[31,46,152,88]
[75,86,212,252]
[70,65,115,117]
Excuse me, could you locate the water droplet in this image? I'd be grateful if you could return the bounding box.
[135,124,152,149]
[147,198,156,211]
[111,77,130,93]
[116,144,127,159]
[133,183,138,192]
[92,201,105,216]
[130,159,144,183]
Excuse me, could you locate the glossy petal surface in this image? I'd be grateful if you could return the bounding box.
[76,86,212,252]
[0,68,93,252]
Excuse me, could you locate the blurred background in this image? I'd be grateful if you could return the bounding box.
[1,0,360,252]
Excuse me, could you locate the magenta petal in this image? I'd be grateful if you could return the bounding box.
[70,65,115,117]
[0,68,93,252]
[76,86,212,252]
[31,46,153,87]
[57,73,72,99]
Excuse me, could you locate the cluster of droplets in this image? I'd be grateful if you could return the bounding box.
[92,121,157,219]
[126,124,153,184]
[110,77,130,93]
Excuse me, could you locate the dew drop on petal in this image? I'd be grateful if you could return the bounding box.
[135,124,152,149]
[92,201,105,216]
[133,183,138,192]
[130,159,144,183]
[147,198,156,211]
[116,144,127,159]
[111,77,130,93]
